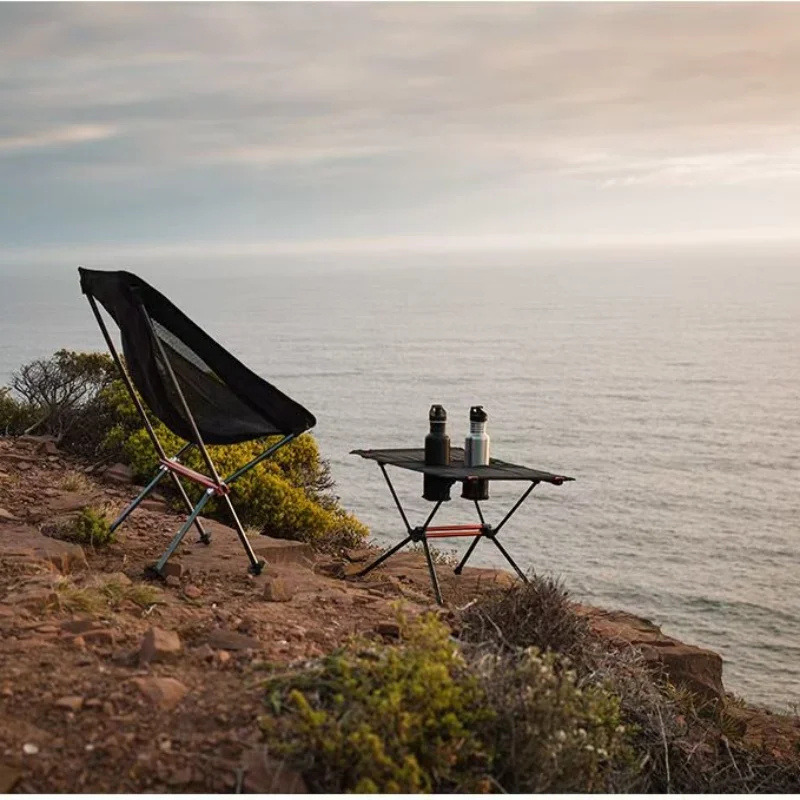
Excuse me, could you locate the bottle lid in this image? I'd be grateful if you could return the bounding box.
[429,404,447,422]
[470,405,487,422]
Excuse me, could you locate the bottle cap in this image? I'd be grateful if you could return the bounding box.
[470,405,487,422]
[429,404,447,422]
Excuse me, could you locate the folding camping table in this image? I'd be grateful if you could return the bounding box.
[350,447,574,604]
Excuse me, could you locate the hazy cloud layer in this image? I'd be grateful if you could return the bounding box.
[3,2,800,257]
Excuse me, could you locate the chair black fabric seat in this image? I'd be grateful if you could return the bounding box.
[79,266,317,578]
[79,268,315,444]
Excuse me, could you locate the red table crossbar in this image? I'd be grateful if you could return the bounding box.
[424,523,484,540]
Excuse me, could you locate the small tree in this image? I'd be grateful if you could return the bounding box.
[9,349,116,440]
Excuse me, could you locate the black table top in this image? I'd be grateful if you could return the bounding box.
[350,447,573,485]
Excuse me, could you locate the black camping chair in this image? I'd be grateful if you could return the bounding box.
[78,267,316,577]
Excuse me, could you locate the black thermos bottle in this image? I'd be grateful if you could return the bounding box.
[423,404,451,501]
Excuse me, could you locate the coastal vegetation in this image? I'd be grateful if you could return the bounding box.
[0,349,367,552]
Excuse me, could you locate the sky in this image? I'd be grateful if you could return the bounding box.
[3,1,800,266]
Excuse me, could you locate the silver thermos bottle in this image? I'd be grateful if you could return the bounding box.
[462,405,490,500]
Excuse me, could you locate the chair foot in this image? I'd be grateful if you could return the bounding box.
[453,565,464,575]
[198,531,212,545]
[248,559,266,576]
[143,563,166,581]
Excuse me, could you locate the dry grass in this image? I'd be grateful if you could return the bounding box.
[53,576,164,614]
[60,471,92,493]
[457,574,800,793]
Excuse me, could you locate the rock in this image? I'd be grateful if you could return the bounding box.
[41,441,60,456]
[262,576,293,603]
[343,563,367,579]
[139,627,182,665]
[103,463,133,484]
[0,508,18,523]
[207,629,261,652]
[165,576,180,588]
[140,498,170,513]
[79,629,116,646]
[166,766,193,786]
[242,746,307,793]
[132,677,188,711]
[0,523,88,573]
[19,434,57,447]
[7,589,60,612]
[161,561,185,579]
[35,624,59,635]
[578,606,725,703]
[183,584,202,599]
[60,617,99,635]
[345,548,377,563]
[0,764,22,793]
[17,461,32,471]
[22,743,39,755]
[252,537,313,565]
[194,644,215,662]
[375,621,401,639]
[45,493,97,515]
[45,544,88,574]
[217,650,231,665]
[55,696,84,712]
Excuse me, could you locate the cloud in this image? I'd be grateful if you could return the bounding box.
[2,3,800,250]
[0,124,117,155]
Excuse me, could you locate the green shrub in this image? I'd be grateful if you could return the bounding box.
[260,614,493,793]
[0,387,40,435]
[258,613,632,793]
[475,648,631,792]
[58,506,115,548]
[3,350,368,552]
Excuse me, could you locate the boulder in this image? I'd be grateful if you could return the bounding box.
[252,537,313,565]
[132,677,188,711]
[103,463,133,484]
[262,577,293,603]
[0,523,96,574]
[375,621,401,639]
[139,627,182,665]
[207,629,261,652]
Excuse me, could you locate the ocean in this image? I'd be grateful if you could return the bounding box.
[1,249,798,709]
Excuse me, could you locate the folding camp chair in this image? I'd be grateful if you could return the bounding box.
[78,267,316,577]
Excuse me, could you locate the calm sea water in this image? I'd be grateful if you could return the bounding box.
[1,251,798,709]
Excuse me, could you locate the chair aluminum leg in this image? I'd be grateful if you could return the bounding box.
[153,489,214,575]
[110,465,168,533]
[86,295,210,544]
[220,493,264,575]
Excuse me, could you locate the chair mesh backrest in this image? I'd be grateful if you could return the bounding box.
[79,268,316,444]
